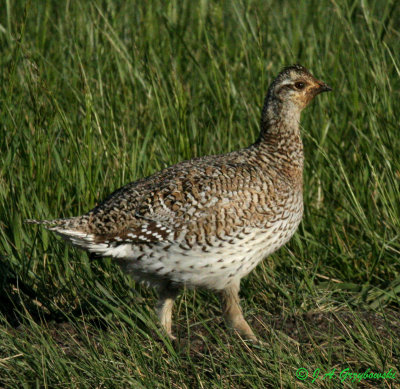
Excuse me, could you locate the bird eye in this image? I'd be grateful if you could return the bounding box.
[294,82,305,90]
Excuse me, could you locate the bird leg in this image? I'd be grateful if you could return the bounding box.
[155,284,179,341]
[220,281,258,343]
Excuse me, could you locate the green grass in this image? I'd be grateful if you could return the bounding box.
[1,0,400,387]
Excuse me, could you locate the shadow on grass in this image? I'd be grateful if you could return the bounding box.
[2,254,400,366]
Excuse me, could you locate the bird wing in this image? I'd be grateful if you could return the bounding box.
[87,155,274,246]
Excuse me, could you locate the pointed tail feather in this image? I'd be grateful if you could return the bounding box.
[25,217,78,230]
[25,216,105,251]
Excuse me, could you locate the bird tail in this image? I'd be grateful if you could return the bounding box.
[25,217,79,231]
[26,216,129,256]
[25,216,97,248]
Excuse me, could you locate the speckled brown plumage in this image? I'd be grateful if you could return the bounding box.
[27,65,331,343]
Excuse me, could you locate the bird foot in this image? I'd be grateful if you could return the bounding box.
[231,329,266,347]
[243,336,267,348]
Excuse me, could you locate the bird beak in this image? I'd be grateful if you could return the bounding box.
[316,81,332,94]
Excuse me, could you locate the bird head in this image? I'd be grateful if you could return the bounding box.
[269,65,331,110]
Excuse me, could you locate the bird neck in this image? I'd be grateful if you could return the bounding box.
[255,94,304,181]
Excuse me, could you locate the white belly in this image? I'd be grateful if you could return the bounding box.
[114,204,303,291]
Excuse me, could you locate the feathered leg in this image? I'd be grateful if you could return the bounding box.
[220,280,258,342]
[156,284,180,340]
